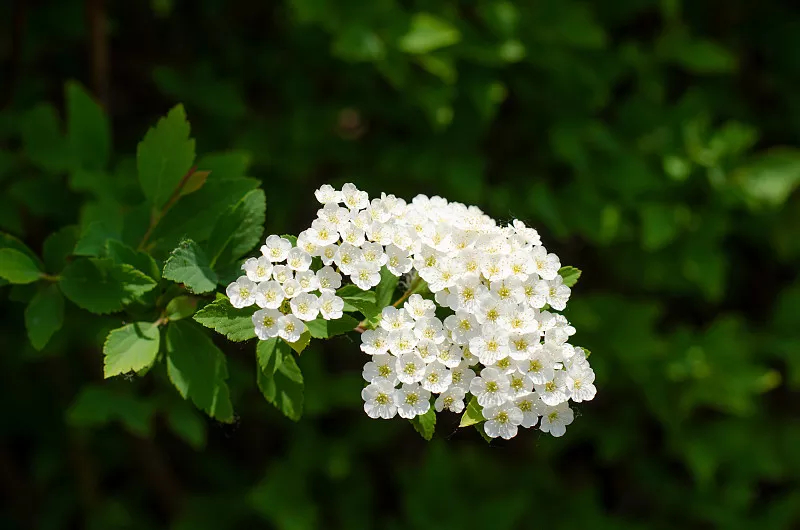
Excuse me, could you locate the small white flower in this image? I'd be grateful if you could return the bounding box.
[403,294,436,320]
[242,256,273,282]
[566,366,596,403]
[470,367,511,407]
[507,332,539,361]
[544,275,571,311]
[318,244,338,266]
[308,219,340,247]
[286,247,312,272]
[342,183,370,211]
[340,224,366,247]
[394,383,431,419]
[396,352,426,384]
[295,270,319,292]
[351,261,382,290]
[362,380,398,419]
[444,311,480,344]
[388,330,417,355]
[515,393,541,428]
[434,386,466,413]
[507,371,534,397]
[469,324,509,365]
[361,242,388,268]
[362,354,399,385]
[255,280,284,309]
[379,306,414,332]
[538,401,574,437]
[315,184,343,204]
[531,246,560,281]
[385,244,413,275]
[450,361,476,390]
[483,402,523,439]
[315,266,342,292]
[271,265,292,284]
[413,317,446,344]
[281,279,302,299]
[516,347,554,385]
[414,338,440,363]
[296,230,319,256]
[226,276,257,308]
[334,243,363,275]
[290,292,319,321]
[261,235,292,262]
[277,314,305,343]
[318,291,344,320]
[421,361,452,393]
[534,371,571,406]
[360,328,390,355]
[252,308,282,339]
[436,344,463,368]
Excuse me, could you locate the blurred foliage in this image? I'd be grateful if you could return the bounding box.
[2,0,800,529]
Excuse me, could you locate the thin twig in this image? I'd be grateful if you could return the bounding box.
[137,166,197,251]
[392,277,423,308]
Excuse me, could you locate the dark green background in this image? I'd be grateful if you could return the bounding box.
[2,0,800,528]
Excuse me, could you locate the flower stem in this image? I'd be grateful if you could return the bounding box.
[392,276,423,308]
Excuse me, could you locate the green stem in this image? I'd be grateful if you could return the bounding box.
[392,276,423,308]
[137,165,197,251]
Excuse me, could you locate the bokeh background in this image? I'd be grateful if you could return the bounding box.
[2,0,800,528]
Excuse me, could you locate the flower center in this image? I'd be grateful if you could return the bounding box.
[378,365,391,377]
[518,400,532,412]
[375,393,390,405]
[404,393,419,405]
[496,411,509,424]
[403,363,416,375]
[486,381,499,393]
[240,288,250,299]
[545,381,556,393]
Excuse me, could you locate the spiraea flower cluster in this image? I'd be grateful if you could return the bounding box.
[227,183,595,440]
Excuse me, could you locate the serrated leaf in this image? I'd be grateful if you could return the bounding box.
[20,103,71,173]
[409,408,436,440]
[103,322,161,378]
[399,13,461,54]
[166,321,234,422]
[136,104,196,208]
[43,226,79,273]
[67,385,154,436]
[105,240,161,280]
[0,248,43,284]
[305,315,359,339]
[375,266,399,309]
[257,345,304,421]
[0,233,43,267]
[558,266,582,288]
[165,401,207,450]
[165,295,199,321]
[24,284,64,350]
[206,189,266,267]
[459,396,485,427]
[66,80,111,171]
[162,239,218,293]
[59,258,156,314]
[285,330,311,354]
[193,296,256,341]
[256,337,287,375]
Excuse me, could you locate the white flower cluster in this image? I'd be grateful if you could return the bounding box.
[227,183,595,440]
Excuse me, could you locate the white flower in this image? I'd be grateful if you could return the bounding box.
[538,401,574,437]
[388,330,417,356]
[317,204,351,230]
[414,339,440,363]
[470,367,510,407]
[280,279,301,299]
[421,361,451,393]
[362,354,399,385]
[296,230,319,256]
[290,293,319,321]
[334,243,363,275]
[255,280,284,309]
[261,235,292,262]
[362,380,398,419]
[379,306,413,332]
[315,266,342,292]
[516,347,555,385]
[450,361,476,390]
[531,246,560,281]
[434,386,466,413]
[403,294,435,320]
[544,275,571,311]
[361,242,388,268]
[295,270,319,292]
[396,352,426,384]
[351,262,380,290]
[271,265,292,284]
[318,244,338,266]
[507,332,539,361]
[277,314,305,343]
[253,309,282,339]
[483,402,523,439]
[360,328,390,355]
[444,311,480,345]
[394,383,431,419]
[318,292,344,320]
[534,371,571,406]
[413,317,446,344]
[507,371,534,397]
[515,393,541,428]
[226,276,257,308]
[385,244,413,275]
[242,256,273,282]
[308,219,340,246]
[340,224,366,247]
[566,366,596,402]
[342,183,370,210]
[286,247,312,272]
[469,324,509,365]
[315,184,343,204]
[436,344,463,368]
[512,220,541,246]
[451,278,488,312]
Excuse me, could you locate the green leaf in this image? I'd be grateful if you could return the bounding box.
[20,103,71,173]
[459,396,485,427]
[0,248,43,284]
[73,219,122,257]
[165,295,199,321]
[179,169,209,196]
[257,343,304,421]
[165,401,207,450]
[206,189,266,267]
[337,285,378,317]
[399,13,461,54]
[105,240,161,280]
[193,295,256,342]
[66,80,111,170]
[197,151,251,180]
[558,266,582,288]
[305,315,359,339]
[24,284,64,350]
[409,408,436,440]
[285,330,311,354]
[374,266,400,309]
[43,226,79,273]
[103,322,161,378]
[67,385,154,436]
[641,205,680,251]
[475,423,492,443]
[136,104,196,208]
[162,239,218,293]
[59,258,157,314]
[733,148,800,207]
[166,321,234,422]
